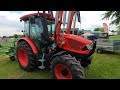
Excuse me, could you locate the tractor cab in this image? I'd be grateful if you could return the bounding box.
[20,12,55,53]
[20,12,55,38]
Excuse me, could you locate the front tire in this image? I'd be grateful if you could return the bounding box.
[50,54,84,79]
[81,55,93,67]
[16,41,37,72]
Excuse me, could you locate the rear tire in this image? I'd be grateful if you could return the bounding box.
[50,54,84,79]
[16,41,37,72]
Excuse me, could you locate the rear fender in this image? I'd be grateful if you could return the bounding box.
[18,38,38,55]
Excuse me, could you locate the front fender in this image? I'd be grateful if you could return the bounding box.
[50,51,67,62]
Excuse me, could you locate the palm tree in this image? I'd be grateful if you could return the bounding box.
[102,11,120,26]
[102,11,120,34]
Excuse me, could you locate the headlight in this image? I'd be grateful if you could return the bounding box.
[86,43,93,50]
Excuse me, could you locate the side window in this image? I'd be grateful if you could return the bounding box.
[47,20,55,34]
[24,20,29,37]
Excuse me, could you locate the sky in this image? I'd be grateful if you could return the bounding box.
[0,11,117,37]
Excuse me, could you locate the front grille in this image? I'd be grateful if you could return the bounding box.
[67,38,82,50]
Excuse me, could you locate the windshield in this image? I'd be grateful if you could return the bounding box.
[31,17,43,38]
[30,17,55,37]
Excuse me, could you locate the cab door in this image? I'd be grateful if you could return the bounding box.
[30,17,44,52]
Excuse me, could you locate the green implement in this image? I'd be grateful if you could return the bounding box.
[0,38,18,61]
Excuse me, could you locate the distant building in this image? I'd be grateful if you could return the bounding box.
[109,30,118,36]
[78,29,92,36]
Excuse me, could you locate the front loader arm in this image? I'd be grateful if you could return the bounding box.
[66,11,75,34]
[54,11,63,41]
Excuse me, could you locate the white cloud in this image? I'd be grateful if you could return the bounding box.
[0,26,21,36]
[0,11,21,22]
[0,11,117,37]
[80,11,105,29]
[80,11,117,31]
[0,11,24,37]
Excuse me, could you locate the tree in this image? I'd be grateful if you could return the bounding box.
[14,34,18,38]
[2,36,6,38]
[17,35,24,38]
[102,11,120,26]
[94,27,104,32]
[117,25,120,35]
[9,36,14,38]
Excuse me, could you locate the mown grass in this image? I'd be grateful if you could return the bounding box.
[0,58,51,79]
[85,52,120,79]
[0,41,51,79]
[0,36,120,79]
[85,35,120,79]
[109,35,120,40]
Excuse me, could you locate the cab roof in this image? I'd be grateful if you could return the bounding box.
[20,13,55,21]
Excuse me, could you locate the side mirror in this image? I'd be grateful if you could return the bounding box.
[22,30,25,33]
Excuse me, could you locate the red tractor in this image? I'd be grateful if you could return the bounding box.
[16,11,96,79]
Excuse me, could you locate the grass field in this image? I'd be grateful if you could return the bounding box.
[0,35,120,79]
[109,35,120,40]
[0,41,51,79]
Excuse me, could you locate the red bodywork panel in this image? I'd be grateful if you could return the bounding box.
[57,33,93,55]
[18,38,38,55]
[20,13,55,21]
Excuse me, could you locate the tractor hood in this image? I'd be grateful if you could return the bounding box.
[58,33,94,55]
[64,34,93,45]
